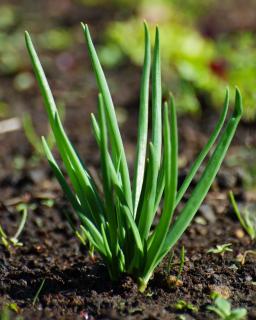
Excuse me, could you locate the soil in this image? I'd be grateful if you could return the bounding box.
[0,1,256,319]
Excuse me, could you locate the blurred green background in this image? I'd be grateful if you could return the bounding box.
[0,0,255,194]
[0,0,256,121]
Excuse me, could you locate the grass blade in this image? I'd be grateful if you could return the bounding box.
[132,22,151,216]
[82,23,132,211]
[91,113,122,188]
[32,279,46,306]
[143,97,178,281]
[54,114,104,226]
[98,93,118,252]
[42,137,83,213]
[25,31,104,226]
[158,88,242,262]
[80,217,106,255]
[25,31,57,128]
[98,94,113,211]
[138,143,158,240]
[229,191,255,240]
[175,88,229,206]
[151,26,162,170]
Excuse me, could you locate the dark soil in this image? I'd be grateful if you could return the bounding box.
[0,1,256,319]
[1,146,256,320]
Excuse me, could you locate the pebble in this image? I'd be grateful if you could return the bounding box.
[235,228,245,239]
[228,264,238,271]
[246,275,252,282]
[199,204,216,224]
[29,169,45,184]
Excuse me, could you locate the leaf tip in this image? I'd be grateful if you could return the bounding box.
[234,87,243,118]
[224,86,229,98]
[168,92,175,109]
[41,136,47,146]
[143,20,149,31]
[24,30,31,46]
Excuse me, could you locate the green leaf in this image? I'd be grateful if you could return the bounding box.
[175,88,230,206]
[91,112,122,189]
[151,26,162,171]
[138,143,158,240]
[25,31,104,227]
[215,297,231,315]
[143,96,178,280]
[158,89,242,263]
[42,137,82,213]
[80,217,106,256]
[132,22,151,216]
[98,93,118,251]
[54,113,104,226]
[82,23,132,212]
[229,191,255,240]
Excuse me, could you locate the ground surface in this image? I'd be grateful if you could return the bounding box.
[0,1,256,319]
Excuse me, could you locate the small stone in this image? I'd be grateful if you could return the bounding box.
[246,275,252,282]
[199,204,216,224]
[29,169,45,184]
[195,216,207,225]
[235,228,245,239]
[228,264,238,271]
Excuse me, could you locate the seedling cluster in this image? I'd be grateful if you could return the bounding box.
[24,23,242,291]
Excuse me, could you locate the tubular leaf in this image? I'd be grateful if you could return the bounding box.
[82,23,132,212]
[138,143,158,240]
[175,88,230,206]
[144,96,178,274]
[132,22,151,216]
[151,26,162,170]
[25,31,104,226]
[42,137,82,213]
[156,89,242,267]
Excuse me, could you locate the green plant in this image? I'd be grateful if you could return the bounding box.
[229,191,256,240]
[166,245,185,278]
[25,23,242,292]
[174,299,198,313]
[32,279,46,306]
[207,243,233,256]
[0,308,11,320]
[0,303,22,320]
[0,205,28,249]
[208,296,247,320]
[164,246,185,287]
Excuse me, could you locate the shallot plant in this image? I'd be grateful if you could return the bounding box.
[25,23,242,292]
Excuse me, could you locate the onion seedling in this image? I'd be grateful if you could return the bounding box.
[0,205,28,249]
[229,191,256,240]
[25,23,242,292]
